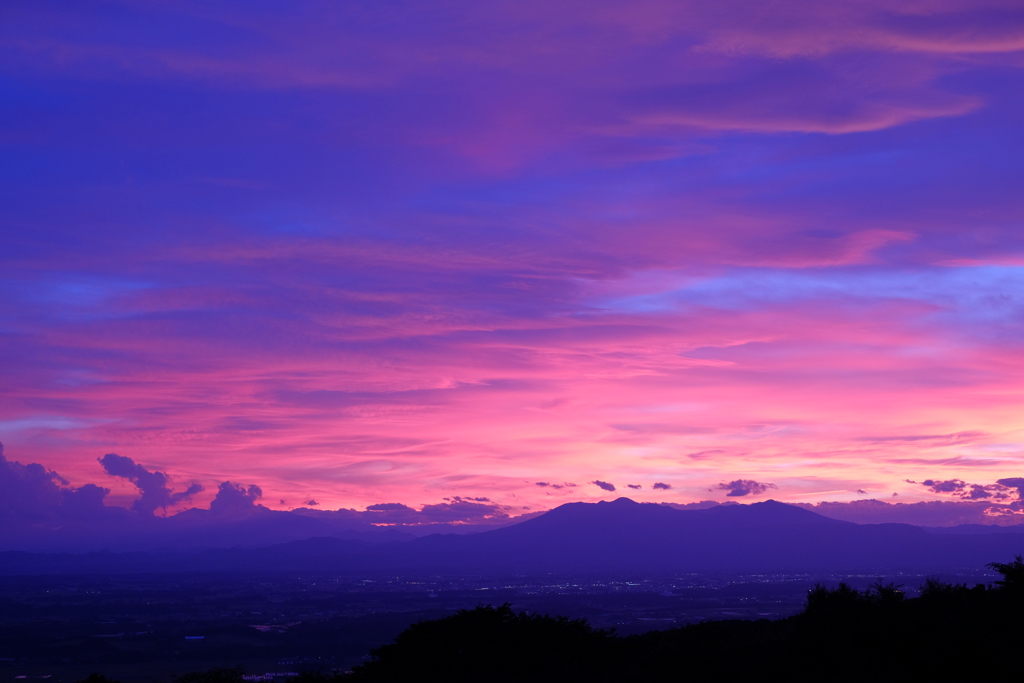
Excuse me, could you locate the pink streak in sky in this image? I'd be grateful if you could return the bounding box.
[2,0,1024,514]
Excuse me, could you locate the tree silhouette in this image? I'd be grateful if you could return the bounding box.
[75,675,121,683]
[351,603,613,682]
[988,554,1024,590]
[122,555,1024,682]
[175,668,244,683]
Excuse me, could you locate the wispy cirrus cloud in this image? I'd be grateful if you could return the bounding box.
[2,0,1024,512]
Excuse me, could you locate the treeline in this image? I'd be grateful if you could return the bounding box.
[84,556,1024,682]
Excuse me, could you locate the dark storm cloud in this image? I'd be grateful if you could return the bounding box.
[716,479,777,497]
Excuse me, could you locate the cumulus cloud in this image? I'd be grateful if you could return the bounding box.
[0,443,115,522]
[1,443,67,521]
[209,481,262,514]
[60,484,116,520]
[652,482,672,490]
[99,453,202,515]
[0,446,525,550]
[716,479,777,497]
[590,480,616,492]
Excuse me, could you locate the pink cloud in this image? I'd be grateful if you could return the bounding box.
[6,279,1023,511]
[3,0,1024,516]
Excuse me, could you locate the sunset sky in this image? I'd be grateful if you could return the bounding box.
[3,0,1024,515]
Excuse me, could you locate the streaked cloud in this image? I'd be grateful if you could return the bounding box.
[2,0,1024,513]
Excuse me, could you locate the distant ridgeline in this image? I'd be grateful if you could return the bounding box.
[7,499,1024,574]
[121,556,1024,682]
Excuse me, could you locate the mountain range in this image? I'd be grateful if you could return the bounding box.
[3,498,1024,575]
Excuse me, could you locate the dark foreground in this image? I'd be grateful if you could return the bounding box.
[342,555,1024,681]
[7,568,956,680]
[44,556,1024,682]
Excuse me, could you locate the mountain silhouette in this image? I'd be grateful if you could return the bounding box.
[3,498,1024,574]
[387,498,926,572]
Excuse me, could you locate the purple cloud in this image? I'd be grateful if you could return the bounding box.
[652,482,672,490]
[918,478,1014,500]
[590,480,616,492]
[796,499,1024,527]
[362,500,508,524]
[535,482,575,490]
[209,481,262,514]
[0,443,115,522]
[366,503,415,512]
[686,450,724,461]
[418,500,509,524]
[997,478,1024,498]
[922,479,966,494]
[99,453,202,515]
[716,479,777,497]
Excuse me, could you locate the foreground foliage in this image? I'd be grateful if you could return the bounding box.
[88,556,1024,683]
[348,556,1024,682]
